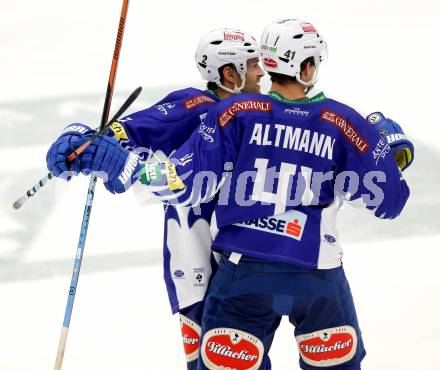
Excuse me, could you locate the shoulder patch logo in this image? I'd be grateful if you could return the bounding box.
[183,95,216,110]
[218,100,272,129]
[320,109,369,154]
[367,112,383,124]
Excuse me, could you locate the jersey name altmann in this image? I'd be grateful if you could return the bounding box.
[249,123,335,160]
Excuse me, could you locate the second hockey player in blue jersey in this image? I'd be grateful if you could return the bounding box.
[46,28,264,369]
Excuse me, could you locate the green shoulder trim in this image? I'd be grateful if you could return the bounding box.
[206,89,221,99]
[267,91,326,104]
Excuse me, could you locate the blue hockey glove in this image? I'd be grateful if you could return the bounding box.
[80,134,141,194]
[46,123,95,180]
[367,112,414,171]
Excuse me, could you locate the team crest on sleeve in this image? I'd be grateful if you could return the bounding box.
[183,95,216,110]
[367,113,383,125]
[179,314,201,362]
[320,109,369,154]
[201,327,264,370]
[296,325,357,367]
[218,100,272,129]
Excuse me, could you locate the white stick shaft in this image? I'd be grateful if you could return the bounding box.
[54,327,69,370]
[12,172,53,209]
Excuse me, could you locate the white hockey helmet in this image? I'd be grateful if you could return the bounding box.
[260,19,327,86]
[195,29,260,94]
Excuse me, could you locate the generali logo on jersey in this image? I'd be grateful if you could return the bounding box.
[201,328,264,370]
[180,314,201,363]
[218,100,272,128]
[224,31,245,41]
[320,109,369,154]
[296,325,357,367]
[183,95,216,110]
[235,209,307,241]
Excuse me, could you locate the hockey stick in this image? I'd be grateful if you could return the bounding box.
[12,85,141,210]
[53,1,130,369]
[68,85,142,161]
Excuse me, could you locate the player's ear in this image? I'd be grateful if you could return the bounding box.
[300,61,315,84]
[222,66,236,86]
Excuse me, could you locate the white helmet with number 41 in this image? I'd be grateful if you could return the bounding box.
[195,29,260,94]
[260,19,327,86]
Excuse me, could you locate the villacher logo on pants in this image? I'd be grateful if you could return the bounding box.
[179,314,201,363]
[201,328,264,370]
[296,325,357,367]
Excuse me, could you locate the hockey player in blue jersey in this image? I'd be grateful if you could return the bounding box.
[134,19,413,369]
[47,20,414,369]
[46,29,264,369]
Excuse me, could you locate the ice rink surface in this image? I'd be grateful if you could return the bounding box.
[1,0,440,369]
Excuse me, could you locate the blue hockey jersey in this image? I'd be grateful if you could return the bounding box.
[108,87,220,313]
[108,87,219,158]
[165,91,410,269]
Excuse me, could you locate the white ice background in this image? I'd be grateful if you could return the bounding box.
[1,0,439,369]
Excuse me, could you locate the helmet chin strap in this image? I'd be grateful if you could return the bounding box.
[296,64,320,93]
[215,71,246,95]
[304,85,314,96]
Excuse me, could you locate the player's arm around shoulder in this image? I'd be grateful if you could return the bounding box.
[179,93,248,158]
[326,102,411,219]
[169,98,242,195]
[140,93,273,205]
[139,93,276,206]
[107,88,219,158]
[183,92,272,164]
[135,99,230,205]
